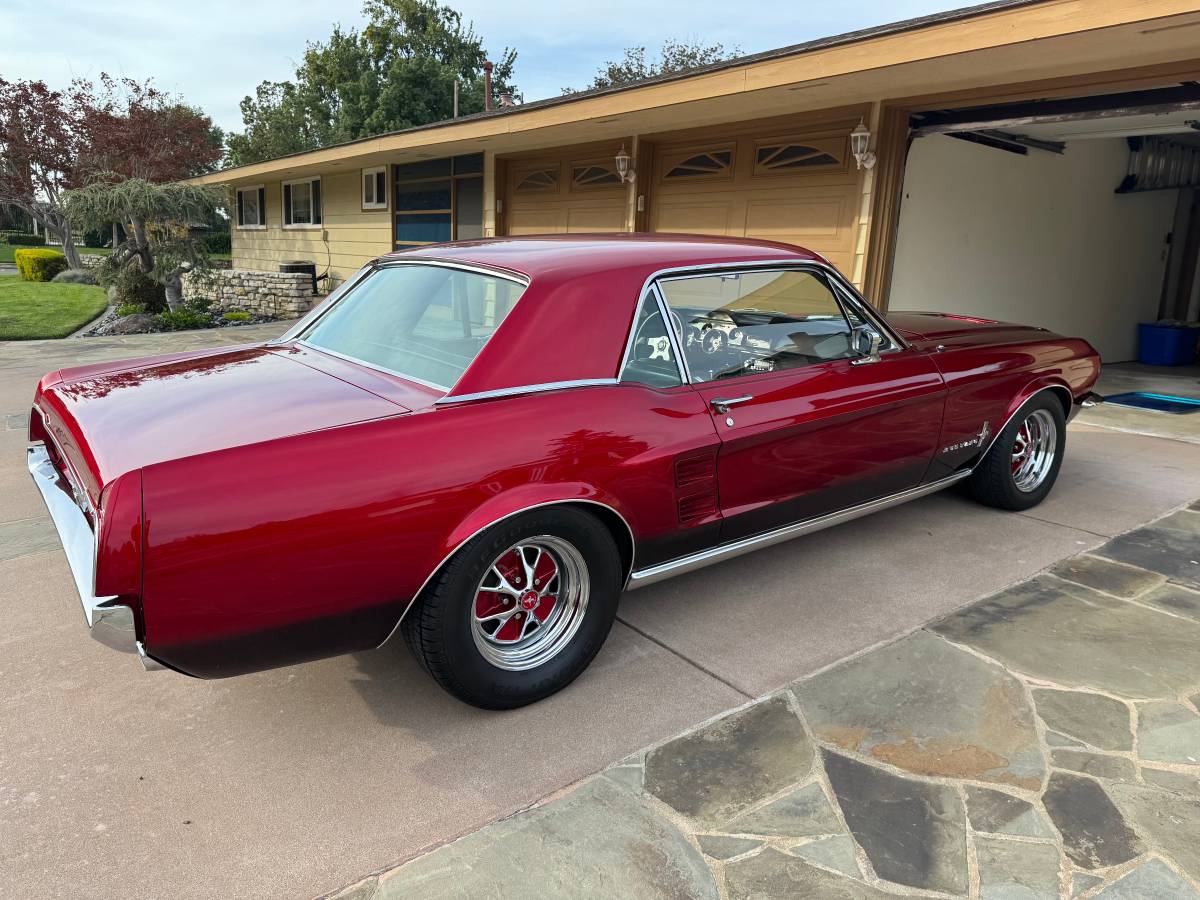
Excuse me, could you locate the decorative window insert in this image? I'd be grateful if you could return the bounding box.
[362,166,387,210]
[393,153,483,249]
[571,162,622,189]
[283,177,322,228]
[514,167,558,192]
[662,148,733,181]
[753,138,844,175]
[235,185,266,229]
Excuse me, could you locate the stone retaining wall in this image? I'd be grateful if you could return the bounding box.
[182,269,315,318]
[78,254,231,271]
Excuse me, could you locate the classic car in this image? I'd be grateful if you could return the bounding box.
[28,234,1102,709]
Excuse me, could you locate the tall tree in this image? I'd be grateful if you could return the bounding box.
[568,39,739,92]
[227,0,518,166]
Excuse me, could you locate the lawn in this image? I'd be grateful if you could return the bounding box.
[0,275,109,340]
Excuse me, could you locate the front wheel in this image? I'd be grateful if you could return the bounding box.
[401,507,622,709]
[967,395,1066,511]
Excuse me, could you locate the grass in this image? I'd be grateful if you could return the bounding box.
[0,275,109,340]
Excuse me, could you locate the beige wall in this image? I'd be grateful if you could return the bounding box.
[231,170,392,287]
[890,134,1177,362]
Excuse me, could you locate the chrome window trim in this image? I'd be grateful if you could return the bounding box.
[654,283,692,384]
[377,497,636,649]
[436,378,619,405]
[296,340,452,393]
[616,285,689,387]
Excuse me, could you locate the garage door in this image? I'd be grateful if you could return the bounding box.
[651,123,861,272]
[506,150,626,235]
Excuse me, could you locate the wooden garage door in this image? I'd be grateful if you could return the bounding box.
[506,150,626,235]
[651,123,861,272]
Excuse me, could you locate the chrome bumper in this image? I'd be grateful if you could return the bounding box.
[1068,391,1104,422]
[27,444,159,668]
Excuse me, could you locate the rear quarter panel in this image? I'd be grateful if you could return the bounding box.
[140,384,717,677]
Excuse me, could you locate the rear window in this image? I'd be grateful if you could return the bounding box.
[301,264,527,389]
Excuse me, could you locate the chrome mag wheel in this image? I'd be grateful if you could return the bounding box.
[1011,408,1058,493]
[470,536,590,671]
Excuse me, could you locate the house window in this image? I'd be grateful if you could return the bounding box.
[515,167,558,192]
[393,154,483,249]
[283,177,322,228]
[362,167,387,210]
[662,149,733,180]
[571,163,622,189]
[236,185,266,229]
[753,139,844,175]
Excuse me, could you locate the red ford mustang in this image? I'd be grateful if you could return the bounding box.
[28,235,1101,708]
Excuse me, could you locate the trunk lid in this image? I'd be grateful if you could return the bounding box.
[886,312,1055,352]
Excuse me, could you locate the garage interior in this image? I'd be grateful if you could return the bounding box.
[890,85,1200,365]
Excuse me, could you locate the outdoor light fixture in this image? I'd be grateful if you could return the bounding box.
[850,119,877,170]
[615,144,636,183]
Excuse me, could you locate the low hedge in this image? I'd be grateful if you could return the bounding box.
[4,232,45,246]
[14,248,68,282]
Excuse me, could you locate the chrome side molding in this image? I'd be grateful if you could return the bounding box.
[626,470,973,589]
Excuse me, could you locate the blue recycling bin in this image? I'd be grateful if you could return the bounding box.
[1137,323,1199,366]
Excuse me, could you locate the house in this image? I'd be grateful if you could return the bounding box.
[191,0,1200,361]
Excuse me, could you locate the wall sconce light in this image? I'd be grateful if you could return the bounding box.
[615,144,636,183]
[850,119,877,170]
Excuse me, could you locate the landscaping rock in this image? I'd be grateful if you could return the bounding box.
[1094,525,1200,589]
[796,629,1044,789]
[1136,702,1200,765]
[643,694,812,824]
[974,835,1061,899]
[965,785,1054,838]
[374,776,718,900]
[1032,688,1132,751]
[933,575,1200,698]
[1052,554,1162,598]
[1094,857,1200,899]
[724,781,841,838]
[1051,749,1137,780]
[1042,772,1143,869]
[788,835,861,878]
[725,849,896,899]
[822,750,967,894]
[696,835,762,860]
[102,312,159,335]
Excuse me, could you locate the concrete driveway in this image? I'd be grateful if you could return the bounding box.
[2,327,1199,900]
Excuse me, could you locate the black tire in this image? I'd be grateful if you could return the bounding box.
[967,393,1066,511]
[401,507,622,709]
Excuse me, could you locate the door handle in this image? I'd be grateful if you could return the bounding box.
[711,395,753,414]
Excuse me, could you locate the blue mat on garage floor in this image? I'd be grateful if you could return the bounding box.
[1103,391,1200,414]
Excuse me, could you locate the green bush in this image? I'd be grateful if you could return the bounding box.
[5,232,45,246]
[203,231,231,254]
[106,263,167,313]
[157,308,212,331]
[115,302,146,316]
[14,248,68,282]
[51,268,97,285]
[221,310,251,322]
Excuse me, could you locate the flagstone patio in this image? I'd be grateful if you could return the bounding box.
[331,501,1200,899]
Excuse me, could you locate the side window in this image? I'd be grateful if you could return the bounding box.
[659,269,856,383]
[621,292,683,388]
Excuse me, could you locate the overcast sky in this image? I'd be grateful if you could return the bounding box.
[1,0,965,134]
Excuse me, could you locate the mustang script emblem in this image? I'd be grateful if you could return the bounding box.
[941,421,990,454]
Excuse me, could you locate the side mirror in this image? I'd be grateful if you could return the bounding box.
[851,326,883,365]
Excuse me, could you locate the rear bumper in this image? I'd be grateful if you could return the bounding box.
[27,444,161,670]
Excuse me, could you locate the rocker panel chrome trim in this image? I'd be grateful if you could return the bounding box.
[626,470,972,589]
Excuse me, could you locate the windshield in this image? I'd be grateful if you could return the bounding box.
[301,264,527,389]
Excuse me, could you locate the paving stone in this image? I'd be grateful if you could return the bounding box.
[1137,703,1200,765]
[822,750,967,894]
[1046,731,1086,748]
[327,876,379,900]
[934,576,1200,698]
[0,517,60,563]
[1071,872,1104,896]
[374,777,718,900]
[1033,689,1132,751]
[1094,857,1200,899]
[725,849,899,899]
[1052,554,1163,598]
[1042,772,1143,870]
[643,694,812,825]
[1140,768,1200,797]
[1094,525,1200,589]
[975,835,1061,899]
[601,765,643,793]
[697,835,762,860]
[724,781,841,838]
[1052,749,1137,780]
[965,785,1055,838]
[1138,583,1200,622]
[788,835,861,878]
[4,411,29,431]
[1109,783,1200,881]
[795,630,1044,789]
[1155,509,1200,538]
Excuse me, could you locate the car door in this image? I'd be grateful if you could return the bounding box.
[656,266,947,543]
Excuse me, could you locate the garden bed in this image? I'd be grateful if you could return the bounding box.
[81,306,281,337]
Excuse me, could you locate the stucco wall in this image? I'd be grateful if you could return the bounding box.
[890,134,1177,362]
[231,170,392,284]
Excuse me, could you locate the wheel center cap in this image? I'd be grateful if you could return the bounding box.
[520,590,540,611]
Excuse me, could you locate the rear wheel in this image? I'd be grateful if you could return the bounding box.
[968,394,1066,511]
[401,507,622,709]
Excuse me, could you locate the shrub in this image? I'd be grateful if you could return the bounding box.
[5,232,45,246]
[14,248,68,282]
[203,231,231,254]
[51,268,97,285]
[222,310,251,322]
[115,302,146,317]
[157,308,212,331]
[82,228,108,248]
[108,263,167,313]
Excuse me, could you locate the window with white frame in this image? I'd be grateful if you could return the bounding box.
[283,177,322,228]
[236,185,266,228]
[362,166,387,210]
